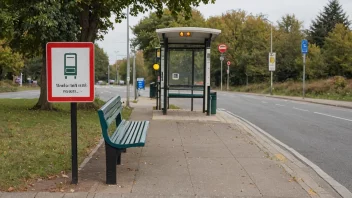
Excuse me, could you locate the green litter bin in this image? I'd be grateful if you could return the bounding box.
[149,82,156,98]
[210,92,217,115]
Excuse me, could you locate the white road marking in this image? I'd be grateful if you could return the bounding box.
[275,104,285,107]
[293,107,309,112]
[261,101,268,104]
[314,112,352,122]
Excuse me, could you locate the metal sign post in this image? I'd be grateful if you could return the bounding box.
[47,42,95,184]
[227,61,231,91]
[268,53,276,95]
[301,39,308,99]
[218,44,227,91]
[220,55,224,91]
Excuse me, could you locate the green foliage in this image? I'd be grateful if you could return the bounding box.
[275,14,304,82]
[94,44,109,81]
[0,80,17,93]
[323,24,352,78]
[118,51,148,82]
[309,0,350,47]
[0,40,24,80]
[132,9,206,82]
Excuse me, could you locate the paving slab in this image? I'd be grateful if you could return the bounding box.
[35,192,64,198]
[131,174,194,196]
[141,145,185,158]
[1,192,37,198]
[93,193,122,198]
[183,144,233,158]
[122,194,196,198]
[145,136,182,147]
[137,157,189,177]
[63,192,89,198]
[187,158,261,197]
[147,121,179,138]
[238,158,310,198]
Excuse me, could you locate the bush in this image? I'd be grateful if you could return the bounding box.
[0,81,18,93]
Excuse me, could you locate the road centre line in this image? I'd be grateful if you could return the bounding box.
[314,112,352,122]
[275,104,285,107]
[261,101,268,104]
[293,107,309,112]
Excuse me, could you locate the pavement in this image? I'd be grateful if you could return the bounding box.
[0,97,343,197]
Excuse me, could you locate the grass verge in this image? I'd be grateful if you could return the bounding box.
[0,98,132,191]
[169,104,181,109]
[0,81,39,93]
[231,77,352,101]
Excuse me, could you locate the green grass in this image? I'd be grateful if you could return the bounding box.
[0,98,132,191]
[169,104,181,109]
[0,81,40,93]
[231,77,352,101]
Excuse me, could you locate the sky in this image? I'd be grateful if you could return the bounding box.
[96,0,352,64]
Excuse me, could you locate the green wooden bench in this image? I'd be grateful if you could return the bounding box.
[97,95,149,184]
[168,93,204,98]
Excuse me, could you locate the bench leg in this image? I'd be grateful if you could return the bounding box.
[116,149,121,165]
[105,142,117,184]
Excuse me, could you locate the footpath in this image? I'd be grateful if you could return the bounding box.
[0,97,343,198]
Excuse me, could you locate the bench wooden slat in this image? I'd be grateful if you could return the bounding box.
[129,121,142,144]
[105,104,122,126]
[111,120,128,143]
[134,121,146,144]
[122,121,139,145]
[113,121,132,144]
[138,121,149,145]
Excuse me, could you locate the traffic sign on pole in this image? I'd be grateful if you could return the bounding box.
[47,42,95,102]
[47,42,95,185]
[227,61,231,66]
[301,39,308,54]
[218,44,227,53]
[268,52,276,71]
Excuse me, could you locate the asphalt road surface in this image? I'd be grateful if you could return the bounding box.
[1,87,352,192]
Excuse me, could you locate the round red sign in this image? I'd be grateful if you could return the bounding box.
[227,61,231,66]
[218,44,227,53]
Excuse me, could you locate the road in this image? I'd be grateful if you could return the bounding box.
[1,87,352,192]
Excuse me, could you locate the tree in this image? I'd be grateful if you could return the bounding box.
[132,9,206,82]
[309,0,350,47]
[94,44,109,81]
[323,24,352,78]
[274,14,304,82]
[3,0,216,110]
[0,40,24,80]
[118,51,147,82]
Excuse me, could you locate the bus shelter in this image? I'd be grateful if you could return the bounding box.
[155,27,221,115]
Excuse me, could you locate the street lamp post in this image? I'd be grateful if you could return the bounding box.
[126,6,130,107]
[270,23,273,96]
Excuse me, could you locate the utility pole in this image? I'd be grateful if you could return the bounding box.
[114,50,119,83]
[108,65,110,84]
[126,6,130,107]
[133,51,137,100]
[227,65,229,91]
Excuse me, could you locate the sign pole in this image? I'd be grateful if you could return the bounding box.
[270,71,273,95]
[303,54,306,99]
[227,66,229,91]
[220,57,223,91]
[71,102,78,184]
[301,39,308,99]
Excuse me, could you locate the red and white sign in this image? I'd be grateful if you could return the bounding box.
[47,42,95,102]
[218,44,227,53]
[227,61,231,66]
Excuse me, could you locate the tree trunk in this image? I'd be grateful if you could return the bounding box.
[33,50,53,110]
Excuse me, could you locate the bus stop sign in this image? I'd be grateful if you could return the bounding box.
[47,42,95,102]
